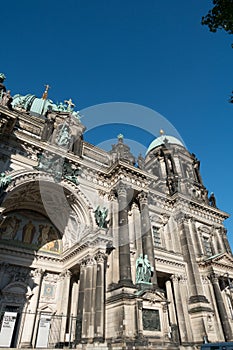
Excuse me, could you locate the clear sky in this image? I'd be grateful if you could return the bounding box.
[1,1,233,246]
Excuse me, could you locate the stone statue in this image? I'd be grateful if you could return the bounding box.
[63,161,80,185]
[57,102,66,111]
[209,192,217,208]
[136,254,152,283]
[41,109,55,141]
[68,117,85,155]
[137,154,145,169]
[0,172,12,191]
[94,206,108,228]
[0,90,13,109]
[167,176,179,195]
[55,123,71,147]
[0,73,6,99]
[143,254,152,283]
[136,254,144,283]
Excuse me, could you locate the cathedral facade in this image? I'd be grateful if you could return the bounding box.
[0,73,233,350]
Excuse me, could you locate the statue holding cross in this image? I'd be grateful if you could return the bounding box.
[64,98,75,112]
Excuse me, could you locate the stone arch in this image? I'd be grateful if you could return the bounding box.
[1,281,31,305]
[1,170,94,251]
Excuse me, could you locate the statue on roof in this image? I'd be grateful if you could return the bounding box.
[0,73,6,98]
[64,98,75,112]
[55,122,71,147]
[41,107,56,141]
[209,192,217,208]
[1,90,13,110]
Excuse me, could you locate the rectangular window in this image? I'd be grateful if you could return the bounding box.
[152,226,161,247]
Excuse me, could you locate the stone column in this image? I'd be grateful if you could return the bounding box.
[210,231,219,255]
[116,182,132,285]
[108,191,119,284]
[176,213,206,299]
[166,280,177,327]
[20,268,44,348]
[82,257,96,340]
[69,279,79,343]
[58,269,72,343]
[138,191,157,286]
[190,218,202,257]
[215,226,226,253]
[211,274,233,341]
[75,261,86,343]
[94,252,106,341]
[220,227,232,254]
[132,203,142,253]
[171,275,188,343]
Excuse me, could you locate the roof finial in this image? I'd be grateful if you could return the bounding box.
[117,133,124,142]
[42,84,50,100]
[160,129,165,135]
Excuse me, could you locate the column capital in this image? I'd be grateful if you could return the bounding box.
[108,190,117,201]
[137,190,148,205]
[175,212,191,225]
[95,251,106,263]
[115,181,130,197]
[86,256,97,266]
[201,275,210,284]
[171,274,180,283]
[31,268,45,278]
[210,273,220,284]
[59,269,72,279]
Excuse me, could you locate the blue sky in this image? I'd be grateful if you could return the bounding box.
[1,1,233,246]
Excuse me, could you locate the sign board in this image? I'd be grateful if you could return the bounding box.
[0,311,17,347]
[36,314,51,348]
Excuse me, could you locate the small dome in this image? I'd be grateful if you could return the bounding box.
[146,135,184,154]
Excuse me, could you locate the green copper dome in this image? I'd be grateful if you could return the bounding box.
[146,135,184,154]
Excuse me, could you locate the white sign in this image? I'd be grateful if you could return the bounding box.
[0,311,17,347]
[36,314,51,348]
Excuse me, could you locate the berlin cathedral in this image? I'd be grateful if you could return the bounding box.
[0,72,233,350]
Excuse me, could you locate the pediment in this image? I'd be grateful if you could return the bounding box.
[137,289,167,303]
[202,252,233,269]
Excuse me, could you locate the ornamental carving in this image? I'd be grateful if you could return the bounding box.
[95,251,106,263]
[137,191,148,205]
[59,269,72,279]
